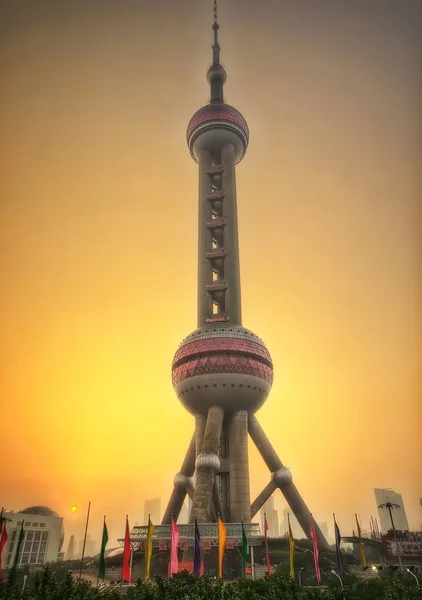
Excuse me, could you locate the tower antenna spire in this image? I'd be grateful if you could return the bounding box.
[212,0,220,66]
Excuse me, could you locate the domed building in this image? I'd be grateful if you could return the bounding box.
[1,506,64,569]
[21,506,65,551]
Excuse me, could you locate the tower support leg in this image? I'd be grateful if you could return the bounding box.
[161,434,196,524]
[229,410,251,522]
[190,405,225,523]
[250,481,277,519]
[248,414,329,550]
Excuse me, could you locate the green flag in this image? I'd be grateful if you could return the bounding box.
[241,522,248,578]
[98,517,108,581]
[13,522,25,570]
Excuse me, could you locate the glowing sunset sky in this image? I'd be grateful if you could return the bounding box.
[1,0,421,546]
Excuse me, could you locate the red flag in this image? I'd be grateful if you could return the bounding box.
[309,522,321,584]
[264,514,271,575]
[0,523,8,581]
[122,516,131,582]
[170,517,179,575]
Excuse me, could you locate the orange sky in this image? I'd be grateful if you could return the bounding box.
[1,0,421,548]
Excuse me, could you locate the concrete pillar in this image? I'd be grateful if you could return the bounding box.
[162,434,196,524]
[195,413,206,457]
[190,405,225,523]
[221,143,242,325]
[213,480,225,521]
[248,414,329,550]
[197,150,213,327]
[229,410,251,522]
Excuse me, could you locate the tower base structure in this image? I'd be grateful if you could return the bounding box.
[162,411,329,551]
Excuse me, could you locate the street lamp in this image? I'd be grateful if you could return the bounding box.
[331,570,345,600]
[378,501,403,569]
[406,569,420,591]
[298,567,304,587]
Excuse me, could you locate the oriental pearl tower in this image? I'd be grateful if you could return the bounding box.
[162,2,329,550]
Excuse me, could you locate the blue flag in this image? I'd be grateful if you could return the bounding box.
[193,518,201,576]
[334,515,344,575]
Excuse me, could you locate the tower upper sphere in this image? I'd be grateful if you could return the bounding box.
[186,0,249,164]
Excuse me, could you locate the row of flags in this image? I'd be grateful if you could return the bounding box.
[97,514,251,584]
[286,513,368,584]
[1,506,368,585]
[98,511,367,585]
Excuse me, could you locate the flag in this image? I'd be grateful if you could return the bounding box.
[263,514,271,575]
[122,516,131,582]
[355,514,367,568]
[0,522,8,581]
[309,522,321,585]
[288,513,295,580]
[218,516,226,578]
[98,517,108,581]
[13,521,25,570]
[145,515,155,580]
[241,522,248,578]
[170,517,179,576]
[333,514,344,575]
[193,518,201,576]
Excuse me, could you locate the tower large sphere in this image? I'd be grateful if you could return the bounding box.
[187,104,249,164]
[172,323,273,415]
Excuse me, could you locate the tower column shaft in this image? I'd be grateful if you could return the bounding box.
[190,405,225,522]
[248,415,329,550]
[228,410,251,522]
[197,150,213,328]
[195,414,206,456]
[213,480,225,520]
[162,434,196,524]
[221,143,242,325]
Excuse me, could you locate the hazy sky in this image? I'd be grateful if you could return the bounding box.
[1,0,421,548]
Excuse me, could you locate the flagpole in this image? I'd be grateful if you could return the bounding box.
[97,515,105,588]
[129,544,133,583]
[250,545,255,580]
[78,501,91,582]
[121,515,128,588]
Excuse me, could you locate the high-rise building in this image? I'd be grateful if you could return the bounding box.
[85,534,97,557]
[260,497,279,538]
[318,522,329,543]
[65,534,75,561]
[144,499,161,526]
[0,506,63,568]
[161,1,329,551]
[280,508,304,539]
[178,503,189,525]
[375,488,409,532]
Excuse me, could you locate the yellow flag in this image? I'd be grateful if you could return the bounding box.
[218,517,226,578]
[355,514,367,568]
[288,513,295,579]
[145,515,155,580]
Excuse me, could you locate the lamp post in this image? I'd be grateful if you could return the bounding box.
[298,567,304,587]
[331,570,345,599]
[406,569,420,591]
[378,501,403,569]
